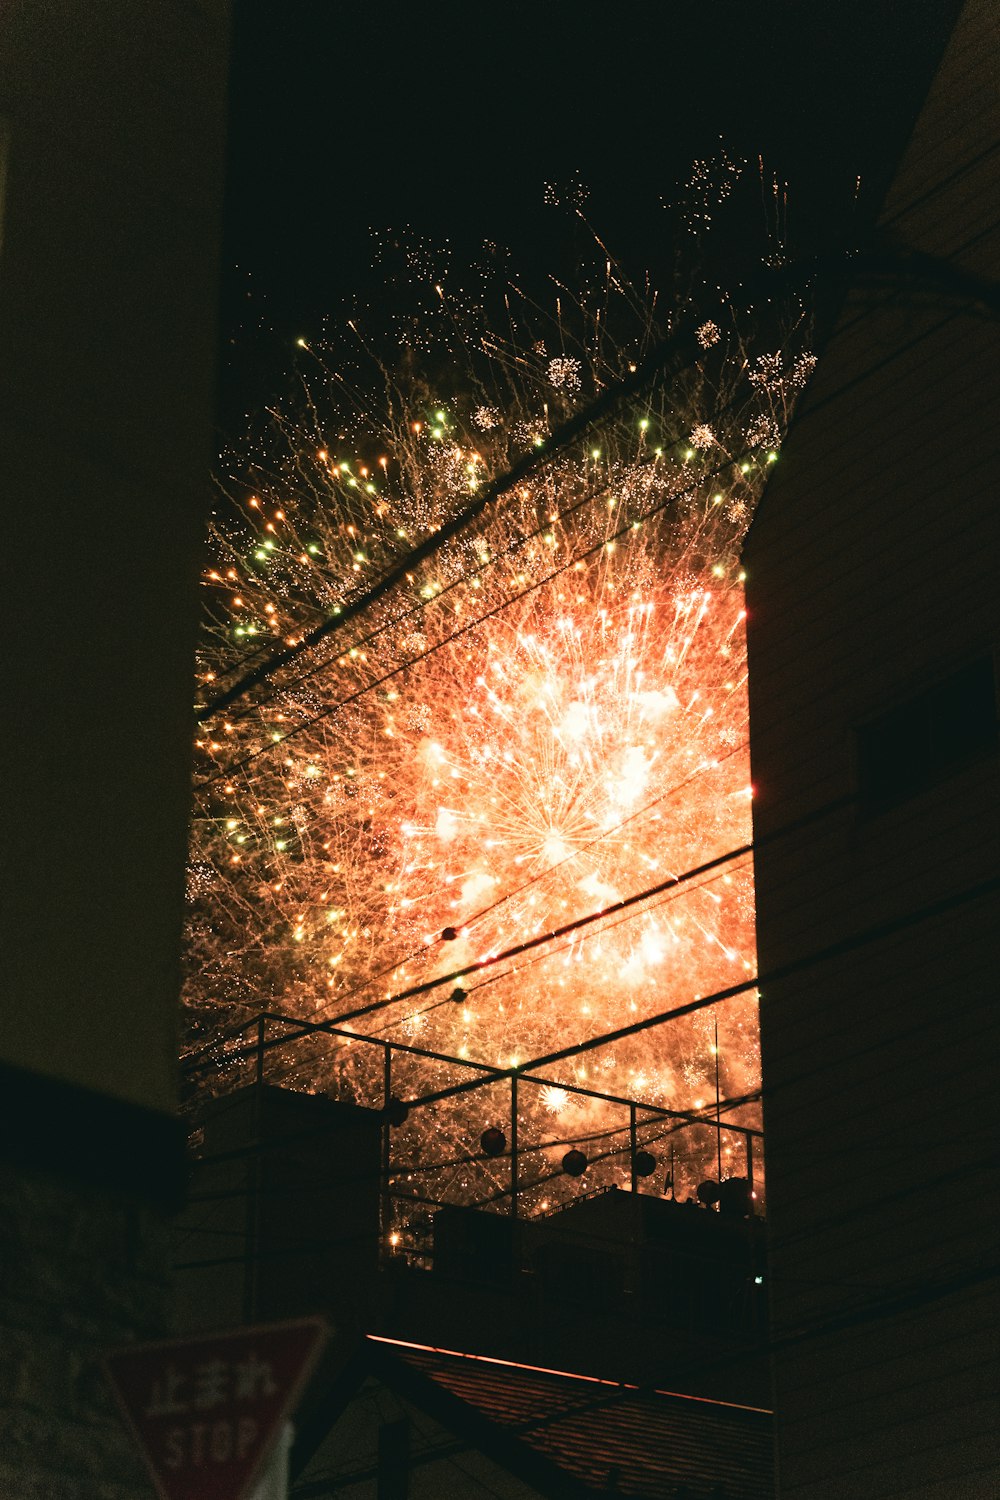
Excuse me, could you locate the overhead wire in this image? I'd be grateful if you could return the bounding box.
[193,417,760,792]
[203,445,640,729]
[194,813,964,1123]
[373,854,754,1039]
[188,481,753,1034]
[179,252,1000,1260]
[203,247,1000,757]
[196,246,821,735]
[323,792,846,1032]
[197,244,996,727]
[189,301,786,1064]
[400,868,1000,1113]
[179,785,848,1084]
[322,739,752,1034]
[195,300,733,725]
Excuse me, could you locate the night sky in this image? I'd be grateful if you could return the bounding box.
[218,0,961,434]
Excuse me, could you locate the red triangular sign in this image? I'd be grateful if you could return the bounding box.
[106,1317,326,1500]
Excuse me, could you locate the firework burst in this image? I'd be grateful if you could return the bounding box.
[187,244,812,1216]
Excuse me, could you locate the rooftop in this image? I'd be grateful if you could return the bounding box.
[364,1335,774,1499]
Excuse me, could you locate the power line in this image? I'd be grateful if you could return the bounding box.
[316,742,749,1034]
[208,449,648,727]
[371,854,753,1042]
[196,310,722,724]
[201,346,762,740]
[404,870,1000,1114]
[192,431,757,791]
[326,794,846,1030]
[182,858,998,1151]
[180,789,843,1083]
[197,244,996,729]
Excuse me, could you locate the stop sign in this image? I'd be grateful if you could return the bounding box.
[105,1318,326,1500]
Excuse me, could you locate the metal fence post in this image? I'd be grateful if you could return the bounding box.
[381,1044,393,1250]
[510,1074,519,1219]
[629,1103,638,1194]
[255,1015,265,1090]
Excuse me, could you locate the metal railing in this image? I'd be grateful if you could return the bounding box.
[183,1010,764,1256]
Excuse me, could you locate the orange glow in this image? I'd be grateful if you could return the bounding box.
[188,271,812,1212]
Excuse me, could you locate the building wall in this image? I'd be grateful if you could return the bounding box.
[1,0,227,1116]
[744,2,1000,1495]
[0,2,229,1493]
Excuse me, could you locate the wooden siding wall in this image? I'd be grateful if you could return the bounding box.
[743,2,1000,1495]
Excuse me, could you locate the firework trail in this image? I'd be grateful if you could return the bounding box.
[186,233,814,1218]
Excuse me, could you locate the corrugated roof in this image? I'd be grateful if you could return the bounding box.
[369,1337,773,1499]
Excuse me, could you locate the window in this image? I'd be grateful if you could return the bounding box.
[857,654,998,812]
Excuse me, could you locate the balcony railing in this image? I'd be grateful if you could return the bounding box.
[182,1010,763,1259]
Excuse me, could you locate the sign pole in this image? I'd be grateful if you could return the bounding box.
[248,1420,293,1500]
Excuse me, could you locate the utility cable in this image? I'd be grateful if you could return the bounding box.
[179,789,842,1080]
[201,342,759,732]
[197,244,999,726]
[193,433,754,790]
[403,870,1000,1113]
[196,311,718,723]
[327,793,846,1030]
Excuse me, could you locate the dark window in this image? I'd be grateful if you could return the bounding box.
[857,655,998,812]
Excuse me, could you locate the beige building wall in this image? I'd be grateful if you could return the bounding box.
[744,2,1000,1494]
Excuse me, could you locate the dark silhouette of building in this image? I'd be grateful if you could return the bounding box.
[0,4,229,1493]
[744,1,1000,1493]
